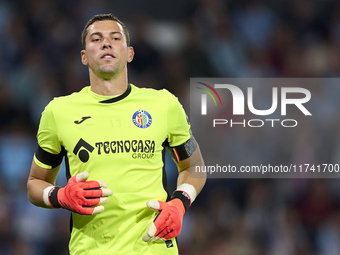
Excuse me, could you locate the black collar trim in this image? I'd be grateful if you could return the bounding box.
[99,84,131,103]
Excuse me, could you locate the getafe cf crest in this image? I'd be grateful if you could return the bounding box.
[132,109,152,128]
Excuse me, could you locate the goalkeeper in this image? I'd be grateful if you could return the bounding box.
[27,13,206,255]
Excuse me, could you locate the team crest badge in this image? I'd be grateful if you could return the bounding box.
[132,109,152,128]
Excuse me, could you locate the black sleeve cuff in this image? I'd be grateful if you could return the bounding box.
[35,146,65,168]
[166,135,198,162]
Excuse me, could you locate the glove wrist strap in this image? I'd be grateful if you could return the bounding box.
[170,191,190,213]
[48,186,62,208]
[170,183,197,213]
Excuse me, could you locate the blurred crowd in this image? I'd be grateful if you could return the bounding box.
[1,0,340,254]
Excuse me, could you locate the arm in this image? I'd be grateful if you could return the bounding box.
[176,146,206,198]
[27,158,113,214]
[27,160,61,208]
[29,100,112,214]
[143,140,206,242]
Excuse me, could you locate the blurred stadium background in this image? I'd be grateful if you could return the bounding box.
[1,0,340,254]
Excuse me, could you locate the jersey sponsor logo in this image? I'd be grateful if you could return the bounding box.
[132,110,152,129]
[96,140,155,159]
[73,138,156,163]
[73,138,95,163]
[74,116,91,124]
[73,138,156,162]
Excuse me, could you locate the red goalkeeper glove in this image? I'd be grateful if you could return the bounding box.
[142,198,185,242]
[43,171,113,215]
[143,184,197,242]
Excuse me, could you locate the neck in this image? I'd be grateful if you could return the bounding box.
[89,67,128,96]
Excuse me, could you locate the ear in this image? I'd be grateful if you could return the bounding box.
[127,46,135,63]
[81,50,88,66]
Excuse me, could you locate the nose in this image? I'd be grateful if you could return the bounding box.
[101,37,112,49]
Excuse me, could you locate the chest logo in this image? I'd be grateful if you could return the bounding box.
[73,138,94,163]
[132,109,152,129]
[74,116,91,124]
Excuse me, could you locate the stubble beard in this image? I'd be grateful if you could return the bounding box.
[99,64,118,74]
[96,62,123,79]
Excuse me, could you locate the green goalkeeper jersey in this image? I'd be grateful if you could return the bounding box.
[34,84,191,255]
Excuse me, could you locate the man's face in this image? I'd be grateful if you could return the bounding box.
[81,20,134,77]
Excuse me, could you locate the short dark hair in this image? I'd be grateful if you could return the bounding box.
[81,14,130,49]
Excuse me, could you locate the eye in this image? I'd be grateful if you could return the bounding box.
[92,38,100,42]
[113,37,121,41]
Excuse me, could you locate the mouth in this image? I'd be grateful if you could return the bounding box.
[101,53,115,59]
